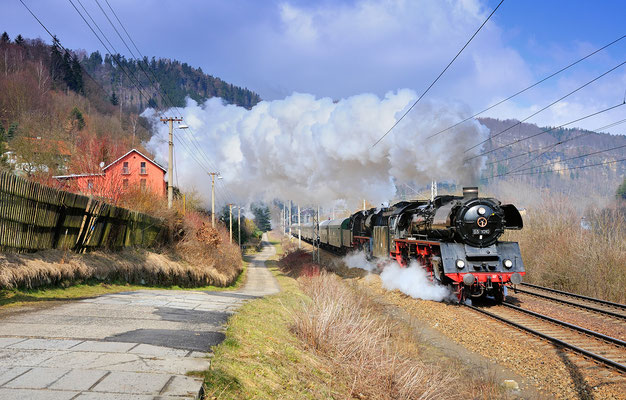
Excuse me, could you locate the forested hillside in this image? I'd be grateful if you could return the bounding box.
[0,31,260,184]
[81,51,261,111]
[478,117,626,196]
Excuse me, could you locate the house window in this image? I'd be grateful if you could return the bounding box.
[140,179,146,190]
[140,161,147,175]
[123,179,129,188]
[122,161,129,174]
[87,180,94,189]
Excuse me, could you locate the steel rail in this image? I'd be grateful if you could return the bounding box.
[502,302,626,347]
[513,287,626,320]
[520,283,626,310]
[465,304,626,373]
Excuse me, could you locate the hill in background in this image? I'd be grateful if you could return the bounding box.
[478,117,626,198]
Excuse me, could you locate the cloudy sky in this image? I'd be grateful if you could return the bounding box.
[2,0,625,135]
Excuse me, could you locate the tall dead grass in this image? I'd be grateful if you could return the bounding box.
[503,197,626,303]
[291,271,453,400]
[0,212,243,290]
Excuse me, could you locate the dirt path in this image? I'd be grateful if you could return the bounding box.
[0,234,279,399]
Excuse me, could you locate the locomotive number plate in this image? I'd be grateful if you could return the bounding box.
[472,229,490,235]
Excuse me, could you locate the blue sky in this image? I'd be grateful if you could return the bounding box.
[2,0,625,133]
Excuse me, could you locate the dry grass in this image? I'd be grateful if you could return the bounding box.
[0,212,243,290]
[291,272,453,400]
[503,196,626,303]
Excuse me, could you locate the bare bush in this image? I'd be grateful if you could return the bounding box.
[291,272,453,400]
[503,195,626,303]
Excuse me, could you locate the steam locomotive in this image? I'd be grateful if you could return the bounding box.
[292,187,525,302]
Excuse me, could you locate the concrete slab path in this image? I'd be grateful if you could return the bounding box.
[0,235,279,399]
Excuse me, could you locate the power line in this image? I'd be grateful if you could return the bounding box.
[71,0,237,204]
[97,0,239,205]
[489,143,626,179]
[427,34,626,140]
[465,101,626,161]
[485,117,626,166]
[508,118,626,172]
[371,0,505,147]
[491,158,626,178]
[464,60,626,153]
[17,0,111,99]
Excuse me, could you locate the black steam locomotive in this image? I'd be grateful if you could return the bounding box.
[293,187,525,302]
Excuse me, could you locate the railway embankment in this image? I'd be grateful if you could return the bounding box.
[203,233,513,399]
[306,241,625,400]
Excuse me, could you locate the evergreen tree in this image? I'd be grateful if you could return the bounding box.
[109,92,119,106]
[7,123,18,141]
[617,177,626,200]
[70,55,84,93]
[252,203,271,232]
[14,34,24,45]
[69,107,85,130]
[1,32,9,43]
[49,37,64,83]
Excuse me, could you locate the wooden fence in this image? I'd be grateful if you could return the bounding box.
[0,171,166,253]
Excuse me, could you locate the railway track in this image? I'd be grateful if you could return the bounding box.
[466,302,626,373]
[514,283,626,320]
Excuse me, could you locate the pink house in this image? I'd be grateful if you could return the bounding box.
[54,149,166,201]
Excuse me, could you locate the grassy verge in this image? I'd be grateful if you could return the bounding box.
[0,258,250,310]
[200,261,344,399]
[202,238,505,399]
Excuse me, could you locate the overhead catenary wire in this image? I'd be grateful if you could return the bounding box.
[427,34,626,140]
[464,60,626,154]
[508,118,626,172]
[488,142,626,179]
[490,157,626,178]
[371,0,505,147]
[485,118,626,166]
[465,101,626,161]
[504,143,626,176]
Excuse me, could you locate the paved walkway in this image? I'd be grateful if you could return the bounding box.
[0,235,279,399]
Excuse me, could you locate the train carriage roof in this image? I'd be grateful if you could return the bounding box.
[327,217,351,229]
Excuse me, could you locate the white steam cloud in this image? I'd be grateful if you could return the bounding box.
[145,90,488,208]
[343,251,451,302]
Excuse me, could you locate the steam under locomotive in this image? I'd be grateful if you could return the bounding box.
[292,187,525,302]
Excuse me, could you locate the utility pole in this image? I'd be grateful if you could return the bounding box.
[160,117,183,209]
[281,204,285,236]
[288,200,292,240]
[209,172,220,228]
[237,206,241,247]
[363,199,366,211]
[298,204,301,249]
[228,204,233,244]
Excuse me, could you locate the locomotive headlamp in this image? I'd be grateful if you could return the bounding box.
[478,207,486,215]
[503,259,513,268]
[456,259,465,269]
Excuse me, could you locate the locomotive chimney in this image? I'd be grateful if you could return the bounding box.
[463,186,478,199]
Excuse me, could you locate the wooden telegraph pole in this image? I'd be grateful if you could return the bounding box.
[160,117,183,209]
[228,203,233,244]
[209,172,220,228]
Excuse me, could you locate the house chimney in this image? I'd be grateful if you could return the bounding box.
[463,187,478,199]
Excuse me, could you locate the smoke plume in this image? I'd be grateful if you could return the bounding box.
[145,90,488,208]
[343,251,451,302]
